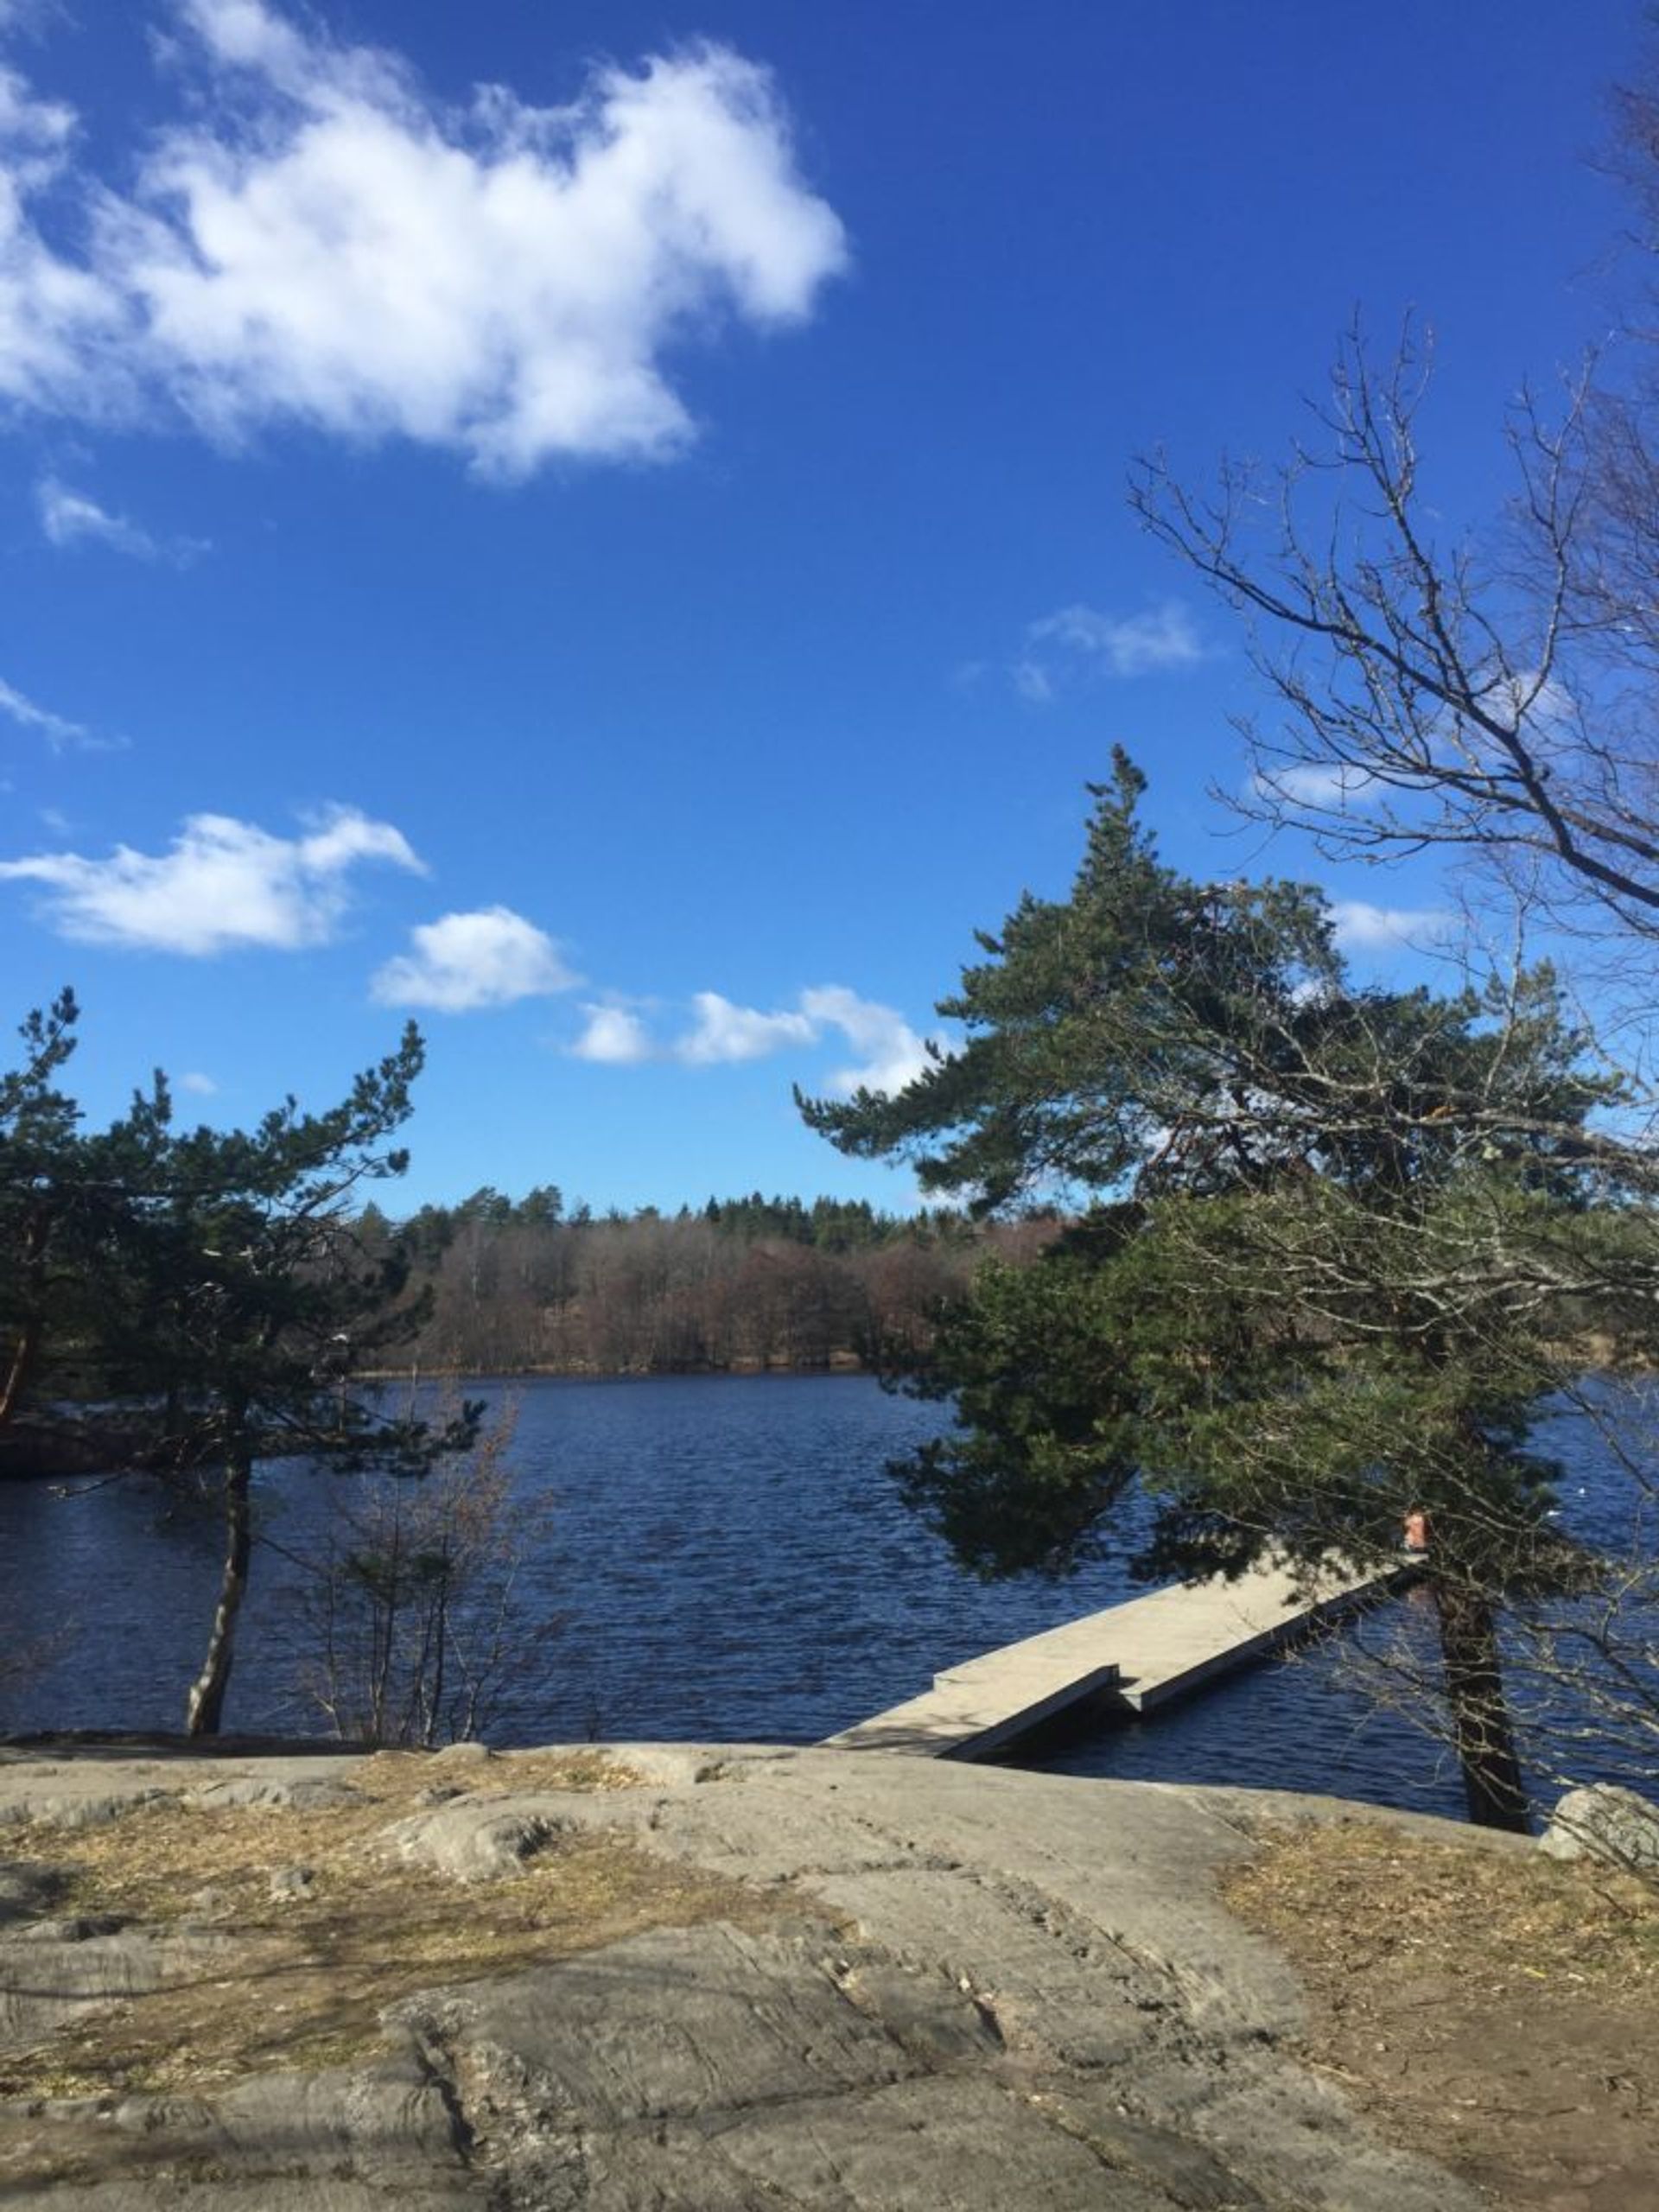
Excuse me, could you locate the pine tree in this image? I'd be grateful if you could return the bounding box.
[804,759,1645,1827]
[92,1024,477,1736]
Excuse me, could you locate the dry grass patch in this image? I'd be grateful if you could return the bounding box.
[1224,1816,1659,2210]
[0,1750,789,2101]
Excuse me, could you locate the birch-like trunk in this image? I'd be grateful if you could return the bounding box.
[186,1424,253,1738]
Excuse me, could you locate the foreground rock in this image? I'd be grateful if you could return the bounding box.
[1540,1779,1659,1874]
[0,1744,1488,2210]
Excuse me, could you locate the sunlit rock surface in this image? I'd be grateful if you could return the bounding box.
[0,1743,1488,2210]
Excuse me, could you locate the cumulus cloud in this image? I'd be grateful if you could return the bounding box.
[798,984,934,1095]
[674,989,816,1065]
[571,1003,655,1065]
[570,982,937,1096]
[0,3,847,474]
[0,804,423,952]
[177,1069,218,1094]
[0,673,86,748]
[1253,761,1380,809]
[37,476,204,562]
[372,905,576,1012]
[1328,899,1451,954]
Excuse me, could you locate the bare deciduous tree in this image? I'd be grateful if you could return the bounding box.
[1124,73,1659,1828]
[1131,324,1659,957]
[290,1402,555,1747]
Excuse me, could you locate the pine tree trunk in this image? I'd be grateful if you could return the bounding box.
[186,1437,252,1738]
[1433,1577,1529,1832]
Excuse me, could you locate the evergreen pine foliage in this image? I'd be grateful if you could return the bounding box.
[803,759,1651,1827]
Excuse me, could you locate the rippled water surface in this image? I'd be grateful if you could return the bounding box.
[0,1373,1650,1826]
[0,1376,1134,1745]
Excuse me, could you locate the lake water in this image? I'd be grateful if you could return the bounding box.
[0,1373,1650,1825]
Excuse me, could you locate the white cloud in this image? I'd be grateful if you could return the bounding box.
[0,64,127,415]
[0,673,86,748]
[798,984,935,1096]
[372,905,575,1012]
[674,989,816,1065]
[0,3,847,474]
[37,475,204,561]
[0,804,423,952]
[177,1069,218,1094]
[1253,761,1380,809]
[571,1003,655,1065]
[1476,670,1574,732]
[1328,899,1452,954]
[182,0,313,79]
[1026,600,1204,681]
[569,981,937,1096]
[38,479,153,555]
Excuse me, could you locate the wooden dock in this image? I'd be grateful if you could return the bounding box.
[824,1555,1389,1759]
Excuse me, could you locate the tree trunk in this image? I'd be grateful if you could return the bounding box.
[0,1209,50,1427]
[186,1438,252,1738]
[1433,1577,1529,1832]
[0,1314,41,1428]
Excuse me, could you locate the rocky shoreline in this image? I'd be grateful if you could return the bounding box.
[0,1740,1513,2210]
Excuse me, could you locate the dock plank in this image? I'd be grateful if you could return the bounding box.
[825,1555,1389,1758]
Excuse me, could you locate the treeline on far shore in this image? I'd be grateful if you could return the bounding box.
[362,1187,1055,1376]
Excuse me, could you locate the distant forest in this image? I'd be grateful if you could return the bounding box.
[363,1188,1052,1376]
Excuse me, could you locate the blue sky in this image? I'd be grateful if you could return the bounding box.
[0,0,1643,1211]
